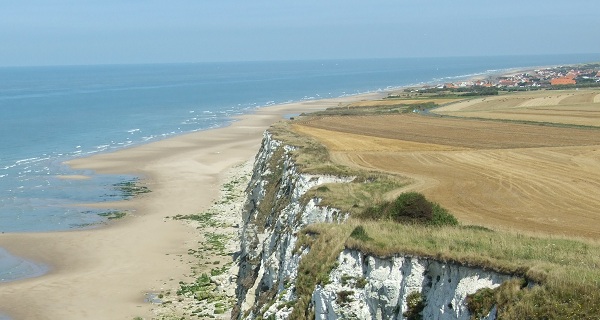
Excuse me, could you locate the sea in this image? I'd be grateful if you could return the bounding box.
[0,54,599,283]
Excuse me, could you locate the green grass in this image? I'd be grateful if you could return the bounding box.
[308,174,409,216]
[404,291,425,320]
[357,192,459,227]
[269,121,356,176]
[305,103,429,117]
[349,225,372,242]
[204,232,229,255]
[272,120,411,215]
[344,222,600,319]
[290,220,600,319]
[177,273,214,300]
[290,224,349,320]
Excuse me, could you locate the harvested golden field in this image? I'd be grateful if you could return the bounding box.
[433,89,600,127]
[292,113,600,239]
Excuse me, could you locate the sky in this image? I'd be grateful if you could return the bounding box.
[1,0,599,67]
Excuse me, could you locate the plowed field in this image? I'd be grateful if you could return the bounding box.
[433,89,600,127]
[292,111,600,239]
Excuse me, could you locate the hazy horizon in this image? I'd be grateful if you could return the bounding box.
[2,1,600,67]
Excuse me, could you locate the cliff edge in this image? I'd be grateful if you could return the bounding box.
[233,132,511,320]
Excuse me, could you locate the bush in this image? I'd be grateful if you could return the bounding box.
[390,192,432,222]
[350,225,373,242]
[359,192,458,227]
[431,203,458,226]
[337,290,355,304]
[404,291,425,320]
[466,287,496,318]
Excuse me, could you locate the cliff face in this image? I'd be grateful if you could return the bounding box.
[233,132,509,320]
[312,250,510,320]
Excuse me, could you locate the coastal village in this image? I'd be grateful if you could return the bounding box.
[429,64,600,90]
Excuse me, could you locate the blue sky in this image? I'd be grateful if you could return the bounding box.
[1,0,599,66]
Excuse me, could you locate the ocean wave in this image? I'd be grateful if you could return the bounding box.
[431,68,512,82]
[15,157,44,165]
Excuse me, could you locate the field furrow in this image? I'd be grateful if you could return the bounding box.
[433,89,600,127]
[293,101,600,238]
[559,92,598,105]
[518,94,570,107]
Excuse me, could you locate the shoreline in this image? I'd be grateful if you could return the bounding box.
[0,94,378,320]
[0,59,595,319]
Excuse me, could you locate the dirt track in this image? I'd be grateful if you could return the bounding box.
[293,110,600,239]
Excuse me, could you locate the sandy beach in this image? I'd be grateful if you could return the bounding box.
[0,94,380,320]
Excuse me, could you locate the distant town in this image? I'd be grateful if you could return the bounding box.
[409,63,600,94]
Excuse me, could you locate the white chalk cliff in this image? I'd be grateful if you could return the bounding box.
[233,132,511,320]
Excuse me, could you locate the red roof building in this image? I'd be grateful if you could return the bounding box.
[550,78,576,85]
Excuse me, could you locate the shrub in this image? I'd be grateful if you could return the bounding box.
[316,186,330,192]
[466,287,496,318]
[359,192,458,227]
[349,225,373,242]
[390,192,432,222]
[431,203,458,226]
[337,290,355,304]
[404,291,425,320]
[356,277,368,288]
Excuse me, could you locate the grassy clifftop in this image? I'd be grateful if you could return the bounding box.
[268,98,600,319]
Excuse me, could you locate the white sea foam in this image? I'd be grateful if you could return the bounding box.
[15,157,40,165]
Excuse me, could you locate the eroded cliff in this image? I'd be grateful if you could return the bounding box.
[233,132,510,320]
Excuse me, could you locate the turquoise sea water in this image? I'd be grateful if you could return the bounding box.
[0,248,47,283]
[1,55,600,235]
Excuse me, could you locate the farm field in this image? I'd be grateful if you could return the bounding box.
[346,97,461,108]
[292,108,600,239]
[433,89,600,127]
